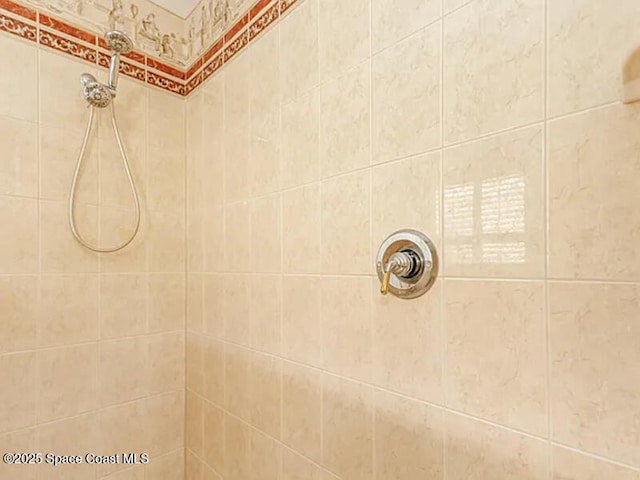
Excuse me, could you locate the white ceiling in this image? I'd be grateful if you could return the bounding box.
[149,0,200,18]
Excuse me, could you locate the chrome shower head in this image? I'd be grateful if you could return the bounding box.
[80,74,112,108]
[105,30,133,54]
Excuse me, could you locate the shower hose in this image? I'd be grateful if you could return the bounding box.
[68,103,141,253]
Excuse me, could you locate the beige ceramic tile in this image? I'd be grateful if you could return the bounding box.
[0,116,37,197]
[319,63,370,177]
[99,206,147,273]
[372,279,443,404]
[0,353,37,433]
[39,124,97,203]
[144,450,184,480]
[147,89,186,154]
[321,170,371,274]
[446,412,548,480]
[282,361,322,461]
[282,448,325,480]
[0,276,37,354]
[372,152,441,261]
[224,413,251,480]
[39,51,91,130]
[548,0,640,116]
[0,35,37,122]
[445,280,547,435]
[147,211,185,273]
[38,344,98,422]
[223,274,251,344]
[204,206,225,273]
[444,125,545,278]
[372,24,441,163]
[224,344,252,422]
[250,352,282,439]
[281,88,320,189]
[224,51,250,133]
[372,0,441,52]
[0,428,36,480]
[37,413,100,480]
[250,105,281,197]
[249,427,281,480]
[283,184,321,274]
[224,202,251,272]
[322,375,373,480]
[443,0,544,143]
[319,0,370,80]
[100,400,148,477]
[187,274,204,333]
[202,400,224,473]
[203,273,224,337]
[280,0,319,103]
[100,274,147,339]
[550,282,640,467]
[147,147,186,215]
[0,196,38,274]
[444,0,472,14]
[148,273,186,332]
[251,194,282,273]
[552,446,640,480]
[322,276,372,382]
[250,27,281,120]
[250,274,282,354]
[548,104,640,281]
[186,391,204,458]
[147,332,185,394]
[144,391,185,457]
[186,333,204,395]
[185,449,204,480]
[374,390,444,480]
[38,274,99,347]
[202,336,225,406]
[224,130,250,203]
[282,275,322,366]
[99,336,147,406]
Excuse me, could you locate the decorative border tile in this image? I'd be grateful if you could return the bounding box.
[0,0,300,96]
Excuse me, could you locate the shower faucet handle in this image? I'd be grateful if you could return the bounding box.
[380,251,416,295]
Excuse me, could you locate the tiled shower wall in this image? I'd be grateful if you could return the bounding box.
[185,0,640,479]
[0,32,186,479]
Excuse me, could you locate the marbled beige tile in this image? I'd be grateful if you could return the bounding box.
[319,63,370,177]
[282,361,322,461]
[446,412,548,480]
[0,35,37,122]
[0,196,38,274]
[202,399,224,474]
[0,116,37,197]
[282,275,322,366]
[443,0,544,143]
[552,446,640,480]
[548,0,640,116]
[224,202,251,272]
[38,344,98,422]
[250,105,281,197]
[373,278,443,404]
[283,184,321,274]
[39,124,98,203]
[373,151,441,264]
[147,147,186,215]
[445,280,547,435]
[144,450,184,480]
[185,449,204,480]
[202,336,225,406]
[372,0,441,52]
[224,130,250,203]
[321,170,371,274]
[203,273,224,337]
[250,274,282,354]
[147,332,184,394]
[100,274,147,339]
[549,104,640,281]
[224,344,252,422]
[319,0,370,80]
[187,274,204,333]
[147,211,185,273]
[148,273,186,332]
[374,390,444,480]
[224,413,251,480]
[251,194,282,273]
[143,391,184,457]
[282,448,325,480]
[38,274,99,347]
[204,206,225,273]
[224,51,250,133]
[186,391,204,458]
[280,0,319,103]
[281,88,320,189]
[372,24,441,164]
[0,353,36,433]
[444,125,545,278]
[249,27,281,120]
[0,276,37,354]
[99,399,147,477]
[250,352,282,439]
[444,0,472,14]
[223,274,251,344]
[99,206,147,274]
[99,336,147,406]
[322,276,372,382]
[322,375,373,480]
[249,428,281,480]
[550,282,640,467]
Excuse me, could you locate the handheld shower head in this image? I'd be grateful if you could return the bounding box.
[105,30,133,54]
[81,78,112,108]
